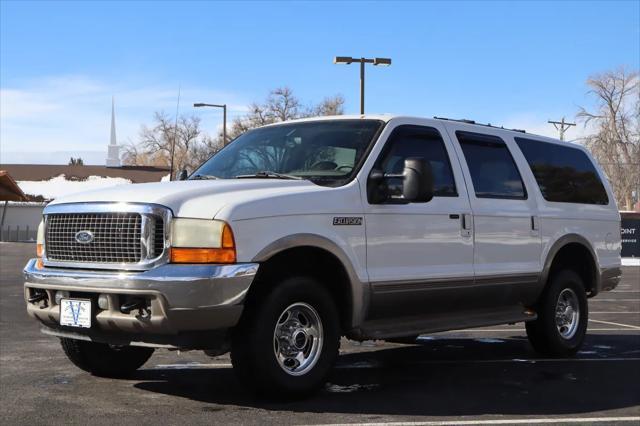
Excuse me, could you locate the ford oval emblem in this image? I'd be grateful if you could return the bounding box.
[74,230,94,244]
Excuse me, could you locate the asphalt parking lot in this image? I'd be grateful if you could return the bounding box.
[1,242,638,425]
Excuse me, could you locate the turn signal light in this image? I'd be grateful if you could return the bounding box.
[36,244,44,258]
[170,247,236,264]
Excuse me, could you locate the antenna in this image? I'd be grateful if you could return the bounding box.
[169,86,181,181]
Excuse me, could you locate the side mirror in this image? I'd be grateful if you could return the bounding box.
[367,157,434,204]
[178,169,189,181]
[402,157,434,202]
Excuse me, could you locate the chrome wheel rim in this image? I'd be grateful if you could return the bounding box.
[555,288,580,339]
[273,302,323,376]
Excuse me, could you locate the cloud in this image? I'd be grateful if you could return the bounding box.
[0,75,249,164]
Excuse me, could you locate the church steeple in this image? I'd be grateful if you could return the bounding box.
[106,96,121,167]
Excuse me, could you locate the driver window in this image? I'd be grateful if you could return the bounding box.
[377,125,458,197]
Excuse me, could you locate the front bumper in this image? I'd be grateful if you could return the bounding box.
[23,259,258,347]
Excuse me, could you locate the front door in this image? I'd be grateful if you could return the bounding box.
[362,122,474,320]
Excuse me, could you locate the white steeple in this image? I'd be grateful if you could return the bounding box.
[106,96,121,167]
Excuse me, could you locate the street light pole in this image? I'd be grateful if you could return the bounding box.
[359,59,365,115]
[194,103,228,145]
[334,56,391,114]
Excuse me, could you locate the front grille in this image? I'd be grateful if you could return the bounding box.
[154,220,165,256]
[46,213,143,263]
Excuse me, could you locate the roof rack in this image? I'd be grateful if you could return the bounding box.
[433,116,526,134]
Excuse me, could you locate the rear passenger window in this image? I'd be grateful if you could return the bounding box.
[456,131,527,199]
[515,138,608,205]
[377,125,457,197]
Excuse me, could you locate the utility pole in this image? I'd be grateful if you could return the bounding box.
[548,117,576,141]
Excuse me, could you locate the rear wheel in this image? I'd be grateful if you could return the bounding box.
[60,338,154,377]
[231,276,340,397]
[526,269,588,357]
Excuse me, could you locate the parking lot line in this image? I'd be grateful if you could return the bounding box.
[153,363,233,369]
[591,311,640,314]
[154,358,640,371]
[443,328,639,332]
[591,299,640,302]
[337,358,640,367]
[588,319,640,329]
[309,417,640,426]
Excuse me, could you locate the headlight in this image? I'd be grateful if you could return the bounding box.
[36,220,44,257]
[169,218,236,264]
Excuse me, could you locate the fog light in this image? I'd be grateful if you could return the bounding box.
[54,291,69,305]
[98,294,109,310]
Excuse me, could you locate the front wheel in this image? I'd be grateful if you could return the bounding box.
[526,269,588,357]
[231,276,340,397]
[60,338,154,378]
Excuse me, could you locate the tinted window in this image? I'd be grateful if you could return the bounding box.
[377,125,457,197]
[456,131,526,199]
[515,138,608,204]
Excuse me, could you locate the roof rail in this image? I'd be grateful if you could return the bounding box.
[433,116,526,134]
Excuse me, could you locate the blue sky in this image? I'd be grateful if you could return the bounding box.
[1,0,639,164]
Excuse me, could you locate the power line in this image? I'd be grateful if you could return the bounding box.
[548,117,576,141]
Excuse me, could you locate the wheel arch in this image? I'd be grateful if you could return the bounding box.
[250,234,367,332]
[541,234,600,297]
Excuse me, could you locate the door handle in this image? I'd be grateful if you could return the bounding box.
[461,213,472,237]
[530,215,539,236]
[449,214,460,219]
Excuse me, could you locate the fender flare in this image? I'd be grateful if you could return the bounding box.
[540,233,599,294]
[251,233,368,328]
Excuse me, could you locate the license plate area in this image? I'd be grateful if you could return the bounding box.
[59,299,92,328]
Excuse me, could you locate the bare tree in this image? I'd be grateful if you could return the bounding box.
[124,88,344,174]
[122,112,223,176]
[577,67,639,210]
[226,87,345,140]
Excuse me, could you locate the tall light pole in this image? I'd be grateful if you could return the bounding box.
[548,117,576,141]
[194,103,227,145]
[333,56,391,114]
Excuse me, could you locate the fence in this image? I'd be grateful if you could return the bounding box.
[0,202,46,242]
[0,225,38,242]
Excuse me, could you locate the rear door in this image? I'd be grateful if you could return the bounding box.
[446,125,542,306]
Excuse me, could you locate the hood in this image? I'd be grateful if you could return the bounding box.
[48,179,321,219]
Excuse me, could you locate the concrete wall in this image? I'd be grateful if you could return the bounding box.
[0,202,46,242]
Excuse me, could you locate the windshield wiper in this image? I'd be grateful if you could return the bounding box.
[235,171,303,180]
[190,174,220,180]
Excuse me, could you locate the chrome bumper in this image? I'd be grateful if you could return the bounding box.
[23,259,258,338]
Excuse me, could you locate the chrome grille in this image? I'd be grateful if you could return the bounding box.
[46,213,143,263]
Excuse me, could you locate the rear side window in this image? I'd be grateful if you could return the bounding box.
[377,125,457,197]
[456,131,527,199]
[514,138,608,205]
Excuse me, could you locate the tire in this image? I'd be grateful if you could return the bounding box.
[60,338,154,378]
[231,276,340,398]
[526,269,588,357]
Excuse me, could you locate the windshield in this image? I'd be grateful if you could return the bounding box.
[191,119,383,185]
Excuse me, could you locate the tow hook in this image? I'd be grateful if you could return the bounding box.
[28,293,47,304]
[120,299,145,314]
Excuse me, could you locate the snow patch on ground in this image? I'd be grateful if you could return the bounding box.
[17,174,131,200]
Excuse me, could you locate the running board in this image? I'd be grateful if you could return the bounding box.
[356,306,537,340]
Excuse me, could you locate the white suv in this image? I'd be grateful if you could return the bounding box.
[24,115,621,396]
